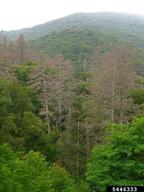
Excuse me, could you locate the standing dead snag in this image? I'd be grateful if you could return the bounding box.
[15,34,27,64]
[94,44,134,123]
[42,69,51,132]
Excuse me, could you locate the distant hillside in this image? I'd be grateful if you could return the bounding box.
[4,12,144,76]
[6,12,144,47]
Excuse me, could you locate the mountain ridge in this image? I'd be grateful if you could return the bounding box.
[5,12,144,40]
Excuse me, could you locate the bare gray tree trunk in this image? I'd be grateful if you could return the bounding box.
[85,120,90,157]
[42,69,51,132]
[112,63,116,122]
[76,120,80,176]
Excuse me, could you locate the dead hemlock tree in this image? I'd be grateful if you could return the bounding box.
[0,31,9,64]
[15,34,29,64]
[29,55,76,132]
[94,44,134,123]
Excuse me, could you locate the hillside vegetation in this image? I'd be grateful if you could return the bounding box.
[6,12,144,46]
[0,12,144,192]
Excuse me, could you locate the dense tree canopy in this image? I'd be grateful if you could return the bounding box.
[86,117,144,192]
[0,13,144,192]
[0,144,77,192]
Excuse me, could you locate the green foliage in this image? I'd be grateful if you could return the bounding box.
[0,79,39,147]
[19,112,45,150]
[46,165,77,192]
[86,117,144,192]
[13,62,42,114]
[28,89,42,115]
[8,13,144,49]
[75,70,90,81]
[0,79,12,119]
[42,130,60,162]
[131,89,144,105]
[37,29,106,62]
[0,78,59,162]
[76,81,90,95]
[8,82,34,117]
[0,144,77,192]
[13,62,36,85]
[77,181,91,192]
[2,13,144,189]
[0,143,16,164]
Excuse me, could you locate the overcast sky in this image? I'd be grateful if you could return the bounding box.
[1,0,144,31]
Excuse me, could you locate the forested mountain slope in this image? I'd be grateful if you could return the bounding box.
[6,12,144,46]
[0,12,144,192]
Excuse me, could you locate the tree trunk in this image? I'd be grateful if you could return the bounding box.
[76,120,80,176]
[120,87,123,123]
[112,63,116,122]
[85,120,90,157]
[42,69,51,132]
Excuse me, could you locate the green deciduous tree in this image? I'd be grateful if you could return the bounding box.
[0,144,77,192]
[86,117,144,192]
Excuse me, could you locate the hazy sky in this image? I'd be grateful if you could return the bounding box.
[1,0,144,31]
